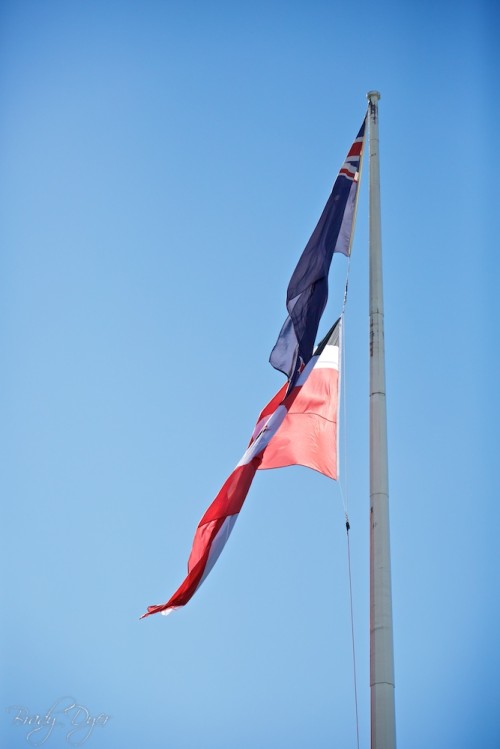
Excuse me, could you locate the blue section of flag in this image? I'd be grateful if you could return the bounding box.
[270,117,366,385]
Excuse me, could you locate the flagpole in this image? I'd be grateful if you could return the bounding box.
[367,90,396,749]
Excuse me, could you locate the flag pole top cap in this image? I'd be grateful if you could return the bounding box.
[367,90,381,103]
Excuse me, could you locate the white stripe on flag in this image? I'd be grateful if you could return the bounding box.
[196,514,239,590]
[236,404,287,467]
[315,345,339,369]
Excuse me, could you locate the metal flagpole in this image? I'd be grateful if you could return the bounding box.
[367,90,396,749]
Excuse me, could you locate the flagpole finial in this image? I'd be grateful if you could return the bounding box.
[367,90,381,103]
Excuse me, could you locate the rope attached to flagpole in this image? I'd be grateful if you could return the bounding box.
[342,256,351,316]
[337,292,360,749]
[332,110,368,748]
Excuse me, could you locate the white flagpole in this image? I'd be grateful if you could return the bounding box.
[367,90,396,749]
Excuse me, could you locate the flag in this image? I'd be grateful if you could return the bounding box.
[141,319,341,618]
[270,117,365,386]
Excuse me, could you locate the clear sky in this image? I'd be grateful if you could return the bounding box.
[1,1,498,747]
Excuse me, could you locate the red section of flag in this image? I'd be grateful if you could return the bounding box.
[348,140,363,157]
[141,321,341,619]
[141,459,260,618]
[258,367,338,479]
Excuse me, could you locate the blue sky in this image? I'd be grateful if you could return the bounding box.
[1,1,498,747]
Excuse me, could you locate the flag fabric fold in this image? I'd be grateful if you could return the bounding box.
[270,117,365,386]
[141,319,341,619]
